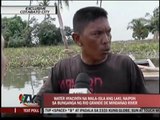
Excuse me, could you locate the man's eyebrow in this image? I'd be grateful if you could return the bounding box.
[91,26,111,32]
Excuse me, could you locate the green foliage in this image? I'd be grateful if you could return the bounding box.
[127,18,149,40]
[2,0,72,48]
[64,26,73,36]
[4,40,159,68]
[111,40,159,59]
[145,6,159,40]
[4,45,79,68]
[8,36,26,47]
[127,6,159,40]
[36,21,62,45]
[146,6,159,33]
[2,15,73,47]
[2,15,32,47]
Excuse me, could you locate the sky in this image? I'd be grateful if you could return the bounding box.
[1,0,159,41]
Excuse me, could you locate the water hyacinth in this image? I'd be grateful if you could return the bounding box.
[4,40,159,68]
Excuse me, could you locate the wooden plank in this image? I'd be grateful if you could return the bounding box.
[143,71,159,81]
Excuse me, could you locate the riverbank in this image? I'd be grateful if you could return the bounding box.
[4,39,159,68]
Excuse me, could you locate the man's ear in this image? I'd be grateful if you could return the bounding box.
[72,32,82,46]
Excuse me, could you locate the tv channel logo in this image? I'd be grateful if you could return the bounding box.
[19,94,37,106]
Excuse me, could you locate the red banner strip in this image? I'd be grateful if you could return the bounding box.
[1,108,15,113]
[1,107,41,114]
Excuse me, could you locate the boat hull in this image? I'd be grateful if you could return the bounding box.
[143,71,159,93]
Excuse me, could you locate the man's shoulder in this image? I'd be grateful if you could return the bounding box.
[110,53,132,61]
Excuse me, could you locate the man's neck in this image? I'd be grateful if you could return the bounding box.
[80,54,109,65]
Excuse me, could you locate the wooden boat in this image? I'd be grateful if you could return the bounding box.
[134,59,159,80]
[134,58,159,93]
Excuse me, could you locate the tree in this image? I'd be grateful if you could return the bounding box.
[127,18,149,40]
[36,0,70,49]
[145,6,159,40]
[64,26,74,44]
[64,26,72,37]
[2,15,32,47]
[36,21,62,45]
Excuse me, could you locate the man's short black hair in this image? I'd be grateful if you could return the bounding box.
[73,6,108,34]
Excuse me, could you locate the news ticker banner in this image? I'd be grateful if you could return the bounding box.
[1,94,160,114]
[44,108,160,114]
[1,107,160,114]
[1,5,56,15]
[43,94,160,114]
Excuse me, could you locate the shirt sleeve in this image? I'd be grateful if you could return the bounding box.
[128,58,149,94]
[34,67,59,106]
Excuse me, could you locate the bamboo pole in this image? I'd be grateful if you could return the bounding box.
[55,3,68,49]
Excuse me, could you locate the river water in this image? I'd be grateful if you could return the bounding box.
[1,67,50,107]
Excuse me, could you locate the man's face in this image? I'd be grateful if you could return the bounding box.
[78,17,112,62]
